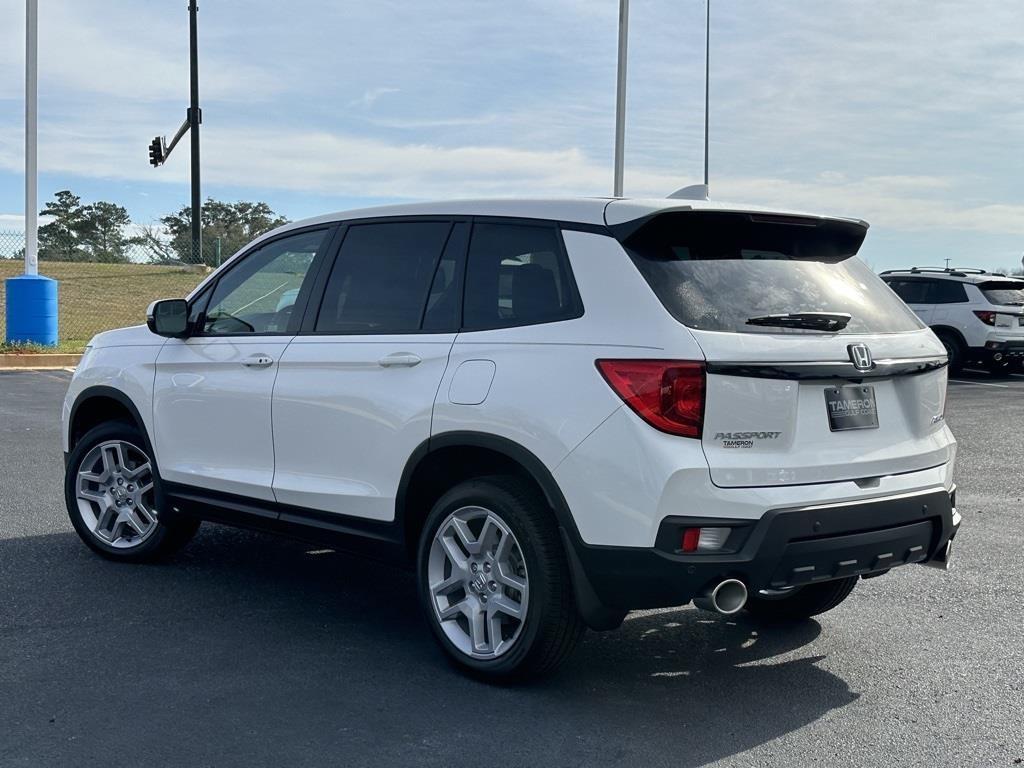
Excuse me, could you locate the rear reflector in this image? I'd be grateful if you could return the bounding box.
[596,359,706,438]
[680,526,731,553]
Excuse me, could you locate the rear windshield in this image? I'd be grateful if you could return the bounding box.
[619,212,924,335]
[978,280,1024,307]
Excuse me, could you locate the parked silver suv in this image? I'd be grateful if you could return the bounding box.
[881,267,1024,374]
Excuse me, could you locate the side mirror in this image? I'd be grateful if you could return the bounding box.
[146,298,190,338]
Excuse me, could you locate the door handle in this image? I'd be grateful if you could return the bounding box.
[242,354,274,368]
[378,352,422,368]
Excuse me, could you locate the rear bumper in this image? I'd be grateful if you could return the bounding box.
[978,339,1024,359]
[565,486,959,623]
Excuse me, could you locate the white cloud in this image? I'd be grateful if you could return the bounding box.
[1,0,1024,257]
[349,87,401,108]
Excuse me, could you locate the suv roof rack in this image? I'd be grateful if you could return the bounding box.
[879,267,969,277]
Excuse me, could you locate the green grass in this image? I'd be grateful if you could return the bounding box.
[0,260,207,352]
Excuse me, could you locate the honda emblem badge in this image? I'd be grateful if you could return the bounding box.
[848,343,874,371]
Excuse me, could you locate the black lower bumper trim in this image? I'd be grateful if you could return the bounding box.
[568,488,958,613]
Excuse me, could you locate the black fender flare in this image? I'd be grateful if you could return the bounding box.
[397,431,626,630]
[68,385,154,458]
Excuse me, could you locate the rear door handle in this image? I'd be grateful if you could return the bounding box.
[242,354,274,368]
[378,352,422,368]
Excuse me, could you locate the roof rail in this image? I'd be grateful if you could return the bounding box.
[897,267,969,277]
[950,267,987,274]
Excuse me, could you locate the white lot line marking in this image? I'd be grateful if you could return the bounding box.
[950,379,1009,388]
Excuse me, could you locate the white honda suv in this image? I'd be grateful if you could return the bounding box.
[62,198,960,681]
[880,267,1024,374]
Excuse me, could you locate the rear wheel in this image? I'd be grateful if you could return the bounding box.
[416,476,584,682]
[65,422,199,562]
[744,576,858,622]
[985,356,1012,376]
[935,331,964,374]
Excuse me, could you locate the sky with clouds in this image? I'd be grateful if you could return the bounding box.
[1,0,1023,271]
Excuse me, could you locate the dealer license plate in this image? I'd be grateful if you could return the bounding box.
[824,384,878,432]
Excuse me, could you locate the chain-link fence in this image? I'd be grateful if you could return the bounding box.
[1,230,209,351]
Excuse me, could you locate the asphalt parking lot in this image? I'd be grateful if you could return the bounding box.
[1,369,1022,767]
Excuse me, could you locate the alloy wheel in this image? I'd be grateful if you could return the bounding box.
[75,440,158,549]
[427,505,529,660]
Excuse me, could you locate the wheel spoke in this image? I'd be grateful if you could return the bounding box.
[477,516,501,555]
[438,597,472,621]
[124,509,149,537]
[134,503,157,527]
[488,613,505,654]
[493,527,513,562]
[101,444,125,475]
[495,562,526,593]
[430,572,464,598]
[488,594,523,620]
[450,517,479,555]
[122,461,151,482]
[78,488,107,504]
[439,532,469,571]
[94,504,117,539]
[469,604,488,653]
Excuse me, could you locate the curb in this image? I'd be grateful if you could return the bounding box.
[0,353,81,370]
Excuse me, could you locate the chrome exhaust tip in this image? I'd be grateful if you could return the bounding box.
[693,578,748,615]
[922,540,954,571]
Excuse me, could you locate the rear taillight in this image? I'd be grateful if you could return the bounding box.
[596,359,706,438]
[974,310,996,326]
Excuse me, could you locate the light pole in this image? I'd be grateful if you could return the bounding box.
[24,0,37,277]
[703,0,710,189]
[5,0,58,346]
[613,0,628,197]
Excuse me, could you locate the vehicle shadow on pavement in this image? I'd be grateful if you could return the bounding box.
[0,526,858,768]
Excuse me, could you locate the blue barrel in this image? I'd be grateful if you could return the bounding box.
[5,274,59,346]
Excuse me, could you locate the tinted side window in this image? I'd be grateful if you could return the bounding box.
[887,279,931,304]
[463,222,580,330]
[929,280,968,303]
[203,229,328,335]
[315,222,452,334]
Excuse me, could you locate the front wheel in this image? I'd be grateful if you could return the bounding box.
[416,476,585,682]
[65,421,199,562]
[744,576,858,622]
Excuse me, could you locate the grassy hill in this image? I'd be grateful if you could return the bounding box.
[0,260,207,352]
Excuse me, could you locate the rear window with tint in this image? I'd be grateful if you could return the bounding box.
[978,280,1024,307]
[620,212,924,335]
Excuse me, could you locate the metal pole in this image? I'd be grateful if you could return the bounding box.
[703,0,710,189]
[188,1,202,264]
[24,0,38,276]
[613,0,629,197]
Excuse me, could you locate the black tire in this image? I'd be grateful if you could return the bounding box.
[64,421,200,562]
[935,331,964,375]
[743,576,858,622]
[416,475,585,682]
[985,357,1012,377]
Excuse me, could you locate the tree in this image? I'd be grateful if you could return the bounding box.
[37,191,141,263]
[38,190,87,261]
[78,201,141,263]
[156,199,289,266]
